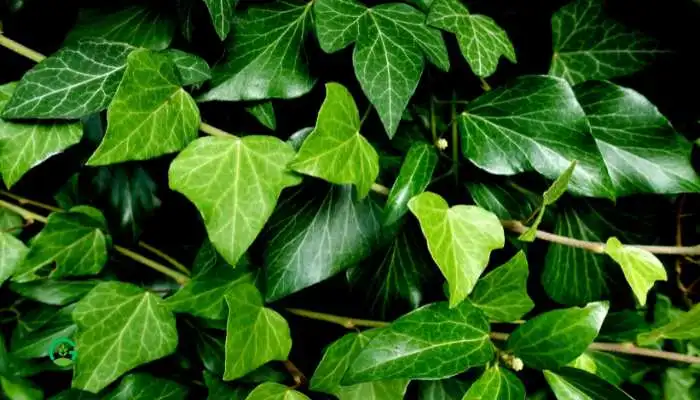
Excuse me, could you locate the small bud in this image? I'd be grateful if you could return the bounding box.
[436,138,448,150]
[511,357,524,371]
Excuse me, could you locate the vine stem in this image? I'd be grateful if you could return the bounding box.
[0,33,45,62]
[286,308,700,365]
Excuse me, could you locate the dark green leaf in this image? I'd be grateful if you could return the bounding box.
[204,371,250,400]
[203,0,237,40]
[585,351,646,385]
[544,367,633,399]
[0,231,27,286]
[604,237,666,306]
[245,102,276,130]
[462,365,525,400]
[244,382,310,400]
[418,379,471,400]
[49,389,99,400]
[166,49,212,86]
[313,0,365,53]
[11,304,76,359]
[0,376,43,400]
[466,181,538,221]
[104,373,187,399]
[9,280,98,305]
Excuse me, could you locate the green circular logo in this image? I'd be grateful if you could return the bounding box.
[48,337,77,367]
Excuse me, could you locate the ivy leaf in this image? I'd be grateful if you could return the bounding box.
[244,383,309,400]
[169,135,299,267]
[343,300,493,384]
[544,367,634,399]
[469,251,534,322]
[290,83,378,198]
[204,370,250,399]
[467,181,538,221]
[9,280,98,306]
[506,301,609,370]
[202,0,237,40]
[550,0,663,85]
[583,351,645,385]
[11,304,76,359]
[245,102,276,131]
[0,376,43,400]
[64,6,174,50]
[574,81,700,195]
[383,142,438,227]
[604,237,666,306]
[166,49,212,86]
[462,365,525,400]
[663,368,696,400]
[427,0,516,77]
[0,83,82,187]
[313,0,366,53]
[1,39,134,119]
[0,232,27,286]
[0,209,23,235]
[12,207,110,282]
[224,283,291,380]
[418,379,471,400]
[637,303,700,344]
[408,192,505,307]
[104,373,187,399]
[87,49,200,165]
[459,75,613,198]
[49,389,99,400]
[264,183,382,302]
[71,282,178,393]
[199,0,315,102]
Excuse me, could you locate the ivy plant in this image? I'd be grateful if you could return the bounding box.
[1,0,700,398]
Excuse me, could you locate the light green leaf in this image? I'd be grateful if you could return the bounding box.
[244,383,309,400]
[427,0,515,77]
[0,83,82,187]
[506,301,609,370]
[203,0,237,40]
[544,367,634,400]
[313,0,366,53]
[1,39,134,119]
[637,303,700,344]
[166,49,212,86]
[663,368,696,400]
[223,283,291,380]
[418,379,471,400]
[408,192,505,307]
[604,237,666,306]
[0,208,23,236]
[383,142,438,227]
[550,0,663,85]
[71,282,178,393]
[344,300,493,384]
[11,304,76,359]
[104,373,187,400]
[169,135,299,267]
[0,231,27,286]
[584,351,645,385]
[469,251,534,322]
[462,365,525,400]
[199,0,315,102]
[0,376,43,400]
[64,6,174,50]
[87,49,200,165]
[264,183,382,302]
[290,82,378,198]
[245,102,276,130]
[9,280,98,305]
[575,81,700,195]
[12,208,109,282]
[459,75,613,198]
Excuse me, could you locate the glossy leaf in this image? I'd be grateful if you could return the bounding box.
[0,208,23,236]
[104,373,187,400]
[71,282,178,393]
[290,83,379,198]
[224,283,291,380]
[604,237,666,306]
[408,192,505,307]
[550,0,663,84]
[11,304,76,359]
[459,75,613,198]
[544,367,633,399]
[427,0,516,77]
[467,181,538,221]
[203,0,237,40]
[264,183,382,301]
[0,231,27,286]
[1,39,134,119]
[344,300,493,383]
[638,303,700,344]
[313,0,365,53]
[204,370,250,399]
[506,301,609,370]
[9,280,98,305]
[584,351,645,385]
[87,49,200,165]
[49,389,99,400]
[245,102,276,130]
[462,365,525,400]
[200,0,315,102]
[418,379,471,400]
[0,376,43,400]
[166,49,212,86]
[469,251,534,322]
[169,135,299,267]
[244,383,310,400]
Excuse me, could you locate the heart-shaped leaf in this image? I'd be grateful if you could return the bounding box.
[604,237,666,306]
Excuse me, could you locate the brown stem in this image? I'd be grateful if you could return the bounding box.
[282,360,307,388]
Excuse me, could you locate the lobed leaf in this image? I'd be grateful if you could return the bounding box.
[202,0,238,40]
[604,237,667,306]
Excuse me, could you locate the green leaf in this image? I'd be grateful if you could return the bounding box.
[223,283,291,380]
[663,368,696,400]
[584,351,645,385]
[0,208,23,236]
[199,0,315,102]
[12,304,61,337]
[574,80,700,195]
[469,251,534,322]
[427,0,516,77]
[550,0,663,84]
[169,135,299,267]
[49,389,99,400]
[458,75,613,198]
[637,303,700,343]
[0,231,27,286]
[418,379,471,400]
[0,376,43,400]
[408,192,505,307]
[166,49,212,86]
[71,282,178,393]
[11,304,76,359]
[344,300,494,384]
[313,0,366,53]
[245,102,276,130]
[244,383,309,400]
[506,301,609,370]
[64,6,174,50]
[0,83,82,187]
[203,0,237,40]
[544,367,633,399]
[9,280,98,305]
[462,365,525,400]
[87,49,200,165]
[104,373,187,400]
[466,181,538,221]
[1,39,134,119]
[12,208,110,282]
[604,237,666,306]
[264,183,382,301]
[204,370,250,400]
[383,142,438,227]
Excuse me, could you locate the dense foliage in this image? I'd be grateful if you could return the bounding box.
[1,0,700,398]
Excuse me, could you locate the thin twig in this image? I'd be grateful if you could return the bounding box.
[138,241,190,276]
[282,360,307,388]
[285,308,390,329]
[675,196,692,307]
[0,190,62,212]
[0,33,46,62]
[451,91,459,185]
